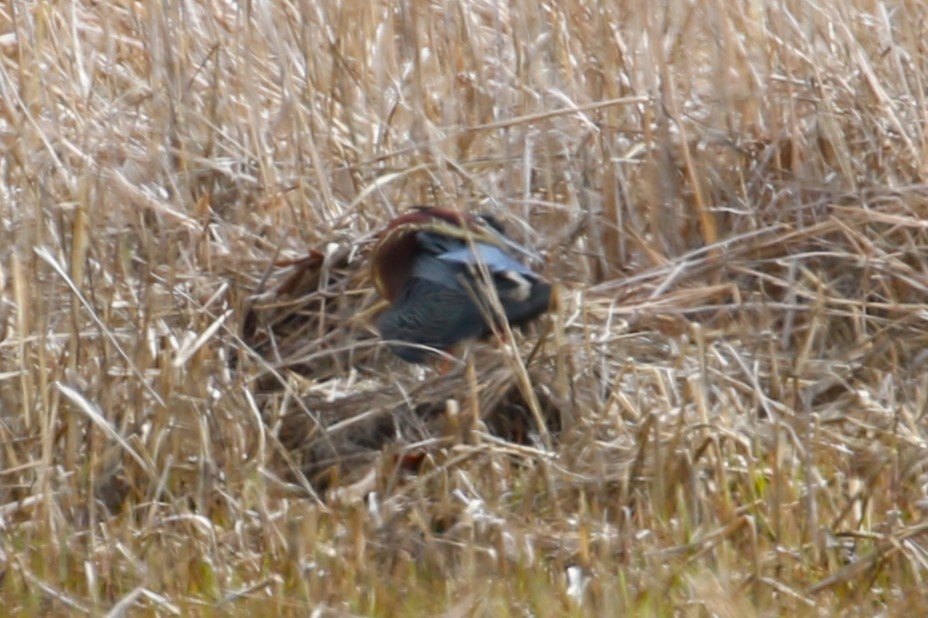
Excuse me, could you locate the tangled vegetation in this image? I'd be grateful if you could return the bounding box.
[2,0,928,615]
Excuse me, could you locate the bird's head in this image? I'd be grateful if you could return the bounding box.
[370,207,537,302]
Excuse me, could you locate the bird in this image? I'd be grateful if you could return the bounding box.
[370,207,552,363]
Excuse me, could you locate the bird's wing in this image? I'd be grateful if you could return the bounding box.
[410,254,467,287]
[416,231,535,276]
[414,230,461,255]
[377,276,488,362]
[438,243,535,276]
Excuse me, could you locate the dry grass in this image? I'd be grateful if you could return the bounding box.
[2,0,928,615]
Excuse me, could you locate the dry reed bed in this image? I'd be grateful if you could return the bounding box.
[2,0,928,615]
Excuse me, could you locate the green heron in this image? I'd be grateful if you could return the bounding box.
[371,207,552,363]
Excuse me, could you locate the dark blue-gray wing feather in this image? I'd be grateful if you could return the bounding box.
[415,232,535,276]
[377,273,486,363]
[378,226,551,363]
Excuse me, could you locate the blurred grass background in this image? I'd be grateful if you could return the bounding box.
[2,0,928,615]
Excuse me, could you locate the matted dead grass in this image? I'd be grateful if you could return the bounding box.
[2,0,928,615]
